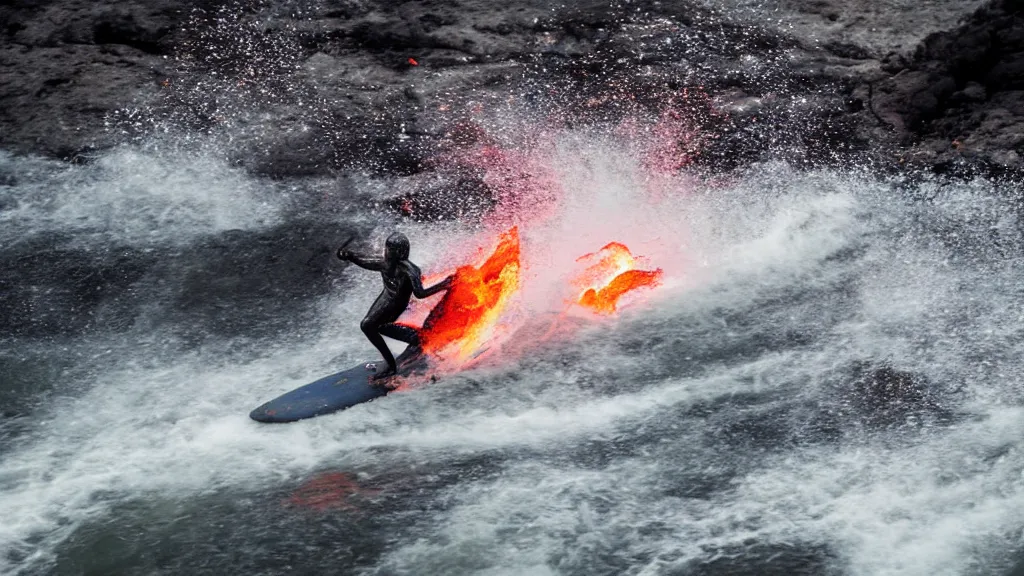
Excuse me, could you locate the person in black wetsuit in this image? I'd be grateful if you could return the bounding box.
[338,232,453,382]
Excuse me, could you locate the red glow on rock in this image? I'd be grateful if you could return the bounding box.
[420,227,520,361]
[572,242,662,314]
[408,57,419,66]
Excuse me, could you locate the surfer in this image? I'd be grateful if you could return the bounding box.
[338,232,453,383]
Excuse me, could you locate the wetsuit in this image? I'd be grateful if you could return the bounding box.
[339,234,451,381]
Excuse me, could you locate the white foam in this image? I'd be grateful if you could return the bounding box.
[3,140,1024,575]
[0,147,280,248]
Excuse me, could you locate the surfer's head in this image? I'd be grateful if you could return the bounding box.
[385,232,410,264]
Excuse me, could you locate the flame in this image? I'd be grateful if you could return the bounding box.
[573,242,662,314]
[412,233,659,366]
[420,227,520,361]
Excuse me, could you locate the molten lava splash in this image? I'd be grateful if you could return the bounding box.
[573,242,663,314]
[420,227,520,361]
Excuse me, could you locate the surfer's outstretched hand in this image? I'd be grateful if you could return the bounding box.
[336,236,357,261]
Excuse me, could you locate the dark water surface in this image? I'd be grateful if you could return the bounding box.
[3,144,1024,576]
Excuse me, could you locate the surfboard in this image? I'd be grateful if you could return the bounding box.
[249,361,392,423]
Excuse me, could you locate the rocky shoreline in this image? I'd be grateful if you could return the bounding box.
[2,0,1022,183]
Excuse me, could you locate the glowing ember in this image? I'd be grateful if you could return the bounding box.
[420,227,520,361]
[573,242,662,314]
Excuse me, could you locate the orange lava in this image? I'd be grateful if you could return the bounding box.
[573,242,663,314]
[420,227,520,361]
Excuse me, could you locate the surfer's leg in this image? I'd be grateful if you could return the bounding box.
[379,323,422,365]
[361,295,403,381]
[361,317,397,379]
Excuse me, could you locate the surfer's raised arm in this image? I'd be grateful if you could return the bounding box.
[337,247,385,271]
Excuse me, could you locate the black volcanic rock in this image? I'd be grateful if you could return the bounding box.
[0,0,839,171]
[0,0,1020,181]
[0,0,241,160]
[871,0,1024,174]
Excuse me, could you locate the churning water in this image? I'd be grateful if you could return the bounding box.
[2,131,1024,576]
